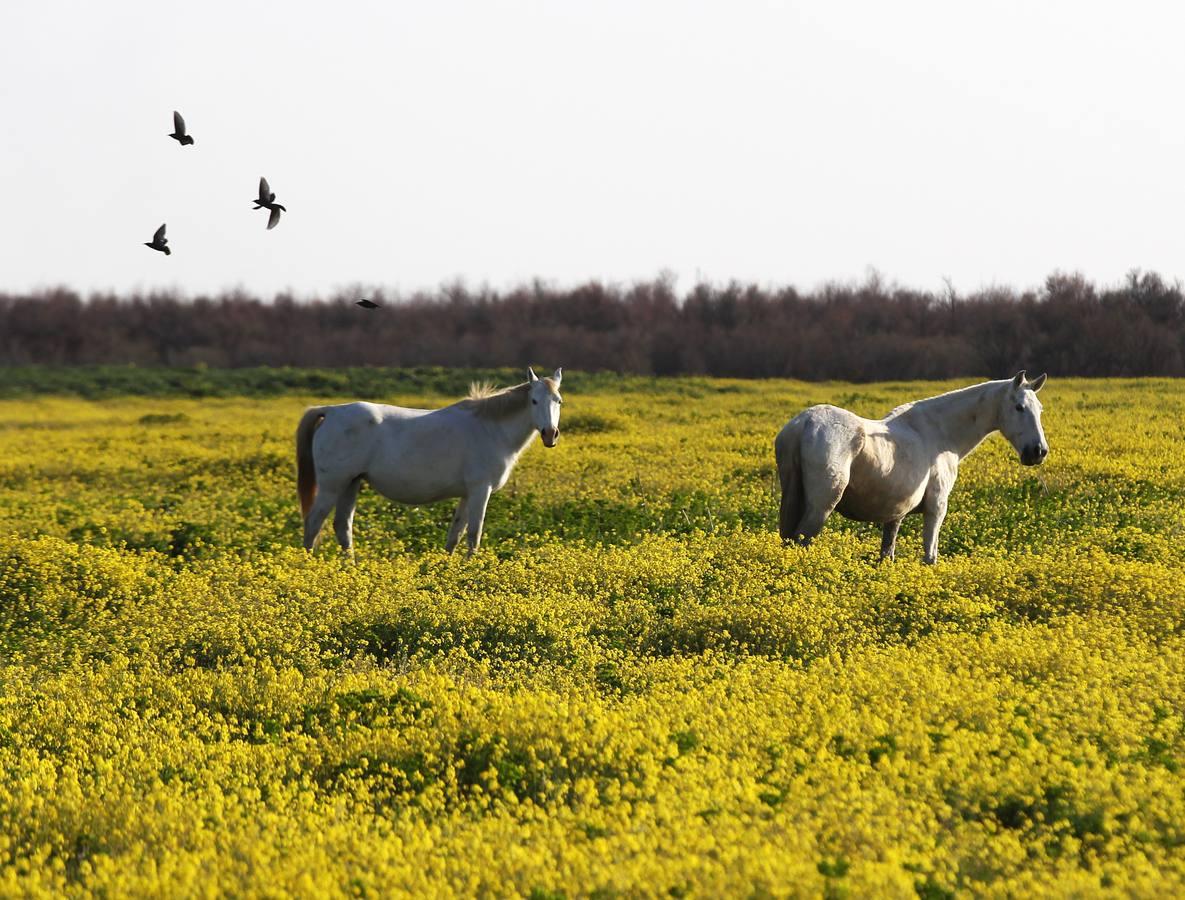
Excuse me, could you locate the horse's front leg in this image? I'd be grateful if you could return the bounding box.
[445,496,467,554]
[921,459,957,564]
[880,519,902,562]
[465,485,493,557]
[921,492,950,564]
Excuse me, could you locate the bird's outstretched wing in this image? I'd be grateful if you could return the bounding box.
[258,177,271,202]
[173,111,186,135]
[153,223,167,243]
[267,207,282,230]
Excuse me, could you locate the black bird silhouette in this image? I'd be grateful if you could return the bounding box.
[253,177,286,230]
[355,299,380,309]
[144,223,170,255]
[168,111,194,146]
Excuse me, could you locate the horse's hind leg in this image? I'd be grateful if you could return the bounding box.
[303,490,336,551]
[796,462,851,546]
[333,477,363,555]
[445,497,467,554]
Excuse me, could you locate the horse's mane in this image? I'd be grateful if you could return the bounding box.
[884,379,1008,420]
[455,378,558,419]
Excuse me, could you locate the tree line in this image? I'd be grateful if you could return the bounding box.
[2,270,1182,380]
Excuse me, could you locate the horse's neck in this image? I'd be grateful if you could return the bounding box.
[905,382,1002,460]
[489,405,537,457]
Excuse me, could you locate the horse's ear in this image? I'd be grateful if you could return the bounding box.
[1029,372,1047,392]
[552,367,562,385]
[1011,371,1027,391]
[528,367,539,382]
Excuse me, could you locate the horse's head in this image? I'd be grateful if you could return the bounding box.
[527,366,563,447]
[999,370,1048,466]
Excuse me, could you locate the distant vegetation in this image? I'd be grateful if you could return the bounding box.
[0,364,613,400]
[3,269,1183,379]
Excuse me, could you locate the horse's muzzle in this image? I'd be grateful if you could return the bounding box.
[541,427,560,448]
[1021,443,1049,466]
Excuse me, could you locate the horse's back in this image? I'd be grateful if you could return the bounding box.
[316,400,426,428]
[312,401,437,469]
[314,402,431,451]
[786,405,868,460]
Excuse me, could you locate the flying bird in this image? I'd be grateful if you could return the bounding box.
[144,223,170,255]
[355,299,380,309]
[168,111,194,146]
[253,177,286,230]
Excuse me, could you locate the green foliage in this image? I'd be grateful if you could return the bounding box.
[0,365,628,400]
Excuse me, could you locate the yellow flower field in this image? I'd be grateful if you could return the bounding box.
[2,375,1185,897]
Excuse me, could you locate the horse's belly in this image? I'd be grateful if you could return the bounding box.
[366,470,460,506]
[837,461,928,523]
[835,490,921,523]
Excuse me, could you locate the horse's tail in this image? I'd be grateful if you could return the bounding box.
[775,420,804,544]
[296,407,328,519]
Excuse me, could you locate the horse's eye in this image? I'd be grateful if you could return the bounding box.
[1015,404,1024,412]
[532,399,538,405]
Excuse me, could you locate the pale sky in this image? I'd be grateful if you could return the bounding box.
[2,0,1182,298]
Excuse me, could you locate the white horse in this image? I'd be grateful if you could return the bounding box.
[295,367,563,555]
[775,371,1048,563]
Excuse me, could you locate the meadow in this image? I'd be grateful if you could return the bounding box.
[2,370,1185,897]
